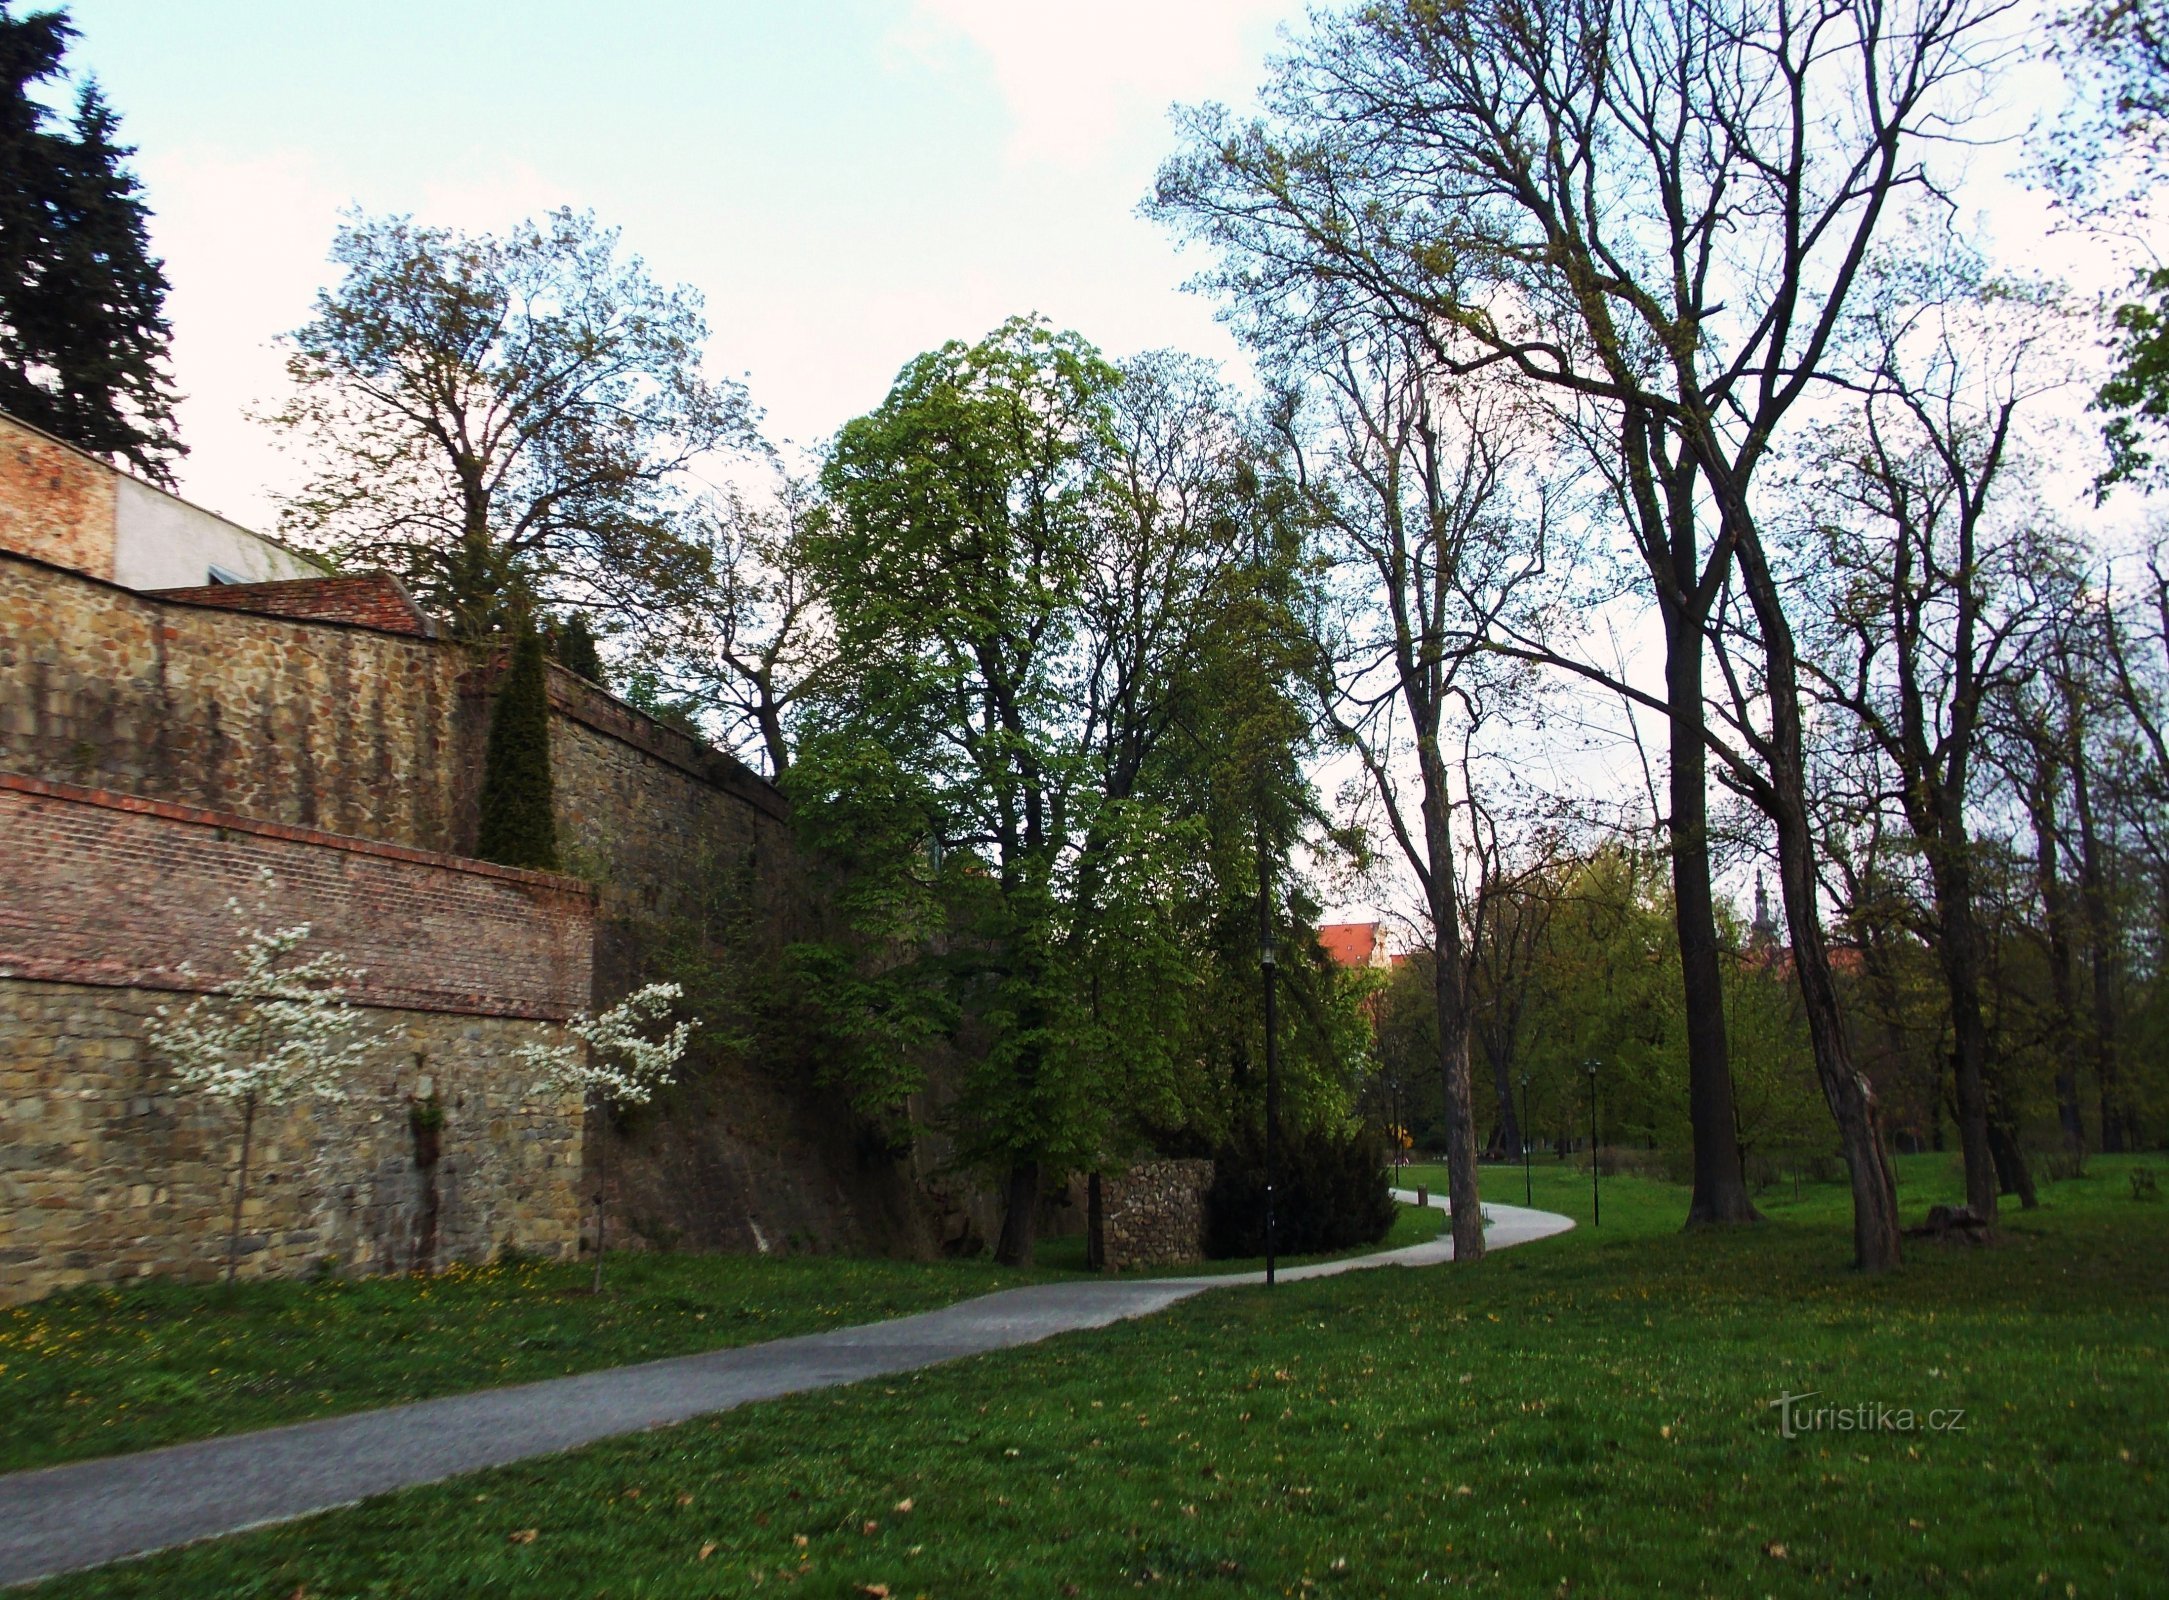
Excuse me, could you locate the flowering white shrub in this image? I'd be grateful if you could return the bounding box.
[518,981,694,1110]
[146,870,375,1282]
[518,981,695,1291]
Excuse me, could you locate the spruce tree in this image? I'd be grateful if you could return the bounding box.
[0,8,183,481]
[476,621,560,871]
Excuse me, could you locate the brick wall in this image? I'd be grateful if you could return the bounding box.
[1098,1159,1215,1271]
[148,573,438,638]
[0,776,594,1303]
[0,418,116,580]
[0,773,593,1017]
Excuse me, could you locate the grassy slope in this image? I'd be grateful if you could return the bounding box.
[1,1207,1438,1474]
[26,1155,2166,1598]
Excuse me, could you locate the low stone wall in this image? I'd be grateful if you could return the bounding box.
[0,774,596,1304]
[1099,1158,1214,1271]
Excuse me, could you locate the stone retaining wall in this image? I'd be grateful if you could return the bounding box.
[1099,1158,1214,1271]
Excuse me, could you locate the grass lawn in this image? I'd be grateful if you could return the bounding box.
[1,1205,1441,1475]
[25,1153,2166,1597]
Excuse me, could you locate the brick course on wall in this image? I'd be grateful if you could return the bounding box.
[1098,1158,1215,1270]
[0,772,593,1018]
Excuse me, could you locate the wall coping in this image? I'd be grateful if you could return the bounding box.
[0,770,597,898]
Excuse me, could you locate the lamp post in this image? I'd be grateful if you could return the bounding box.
[1519,1071,1533,1207]
[1257,825,1279,1287]
[1584,1057,1601,1228]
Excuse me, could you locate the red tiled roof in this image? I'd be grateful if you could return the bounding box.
[1317,920,1383,968]
[149,573,438,638]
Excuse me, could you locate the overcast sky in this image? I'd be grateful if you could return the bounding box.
[62,0,1295,527]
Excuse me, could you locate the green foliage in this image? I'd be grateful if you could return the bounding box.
[0,8,182,480]
[475,621,559,871]
[2097,266,2169,491]
[1205,1121,1396,1258]
[787,319,1367,1219]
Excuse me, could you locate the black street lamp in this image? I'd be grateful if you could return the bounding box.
[1584,1057,1601,1228]
[1519,1071,1533,1207]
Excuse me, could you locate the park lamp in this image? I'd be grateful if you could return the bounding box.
[1583,1058,1601,1228]
[1519,1071,1533,1208]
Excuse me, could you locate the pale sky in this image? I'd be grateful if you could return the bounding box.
[60,0,1296,528]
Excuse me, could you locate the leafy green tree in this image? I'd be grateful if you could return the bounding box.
[547,611,608,688]
[271,208,757,639]
[476,619,559,871]
[791,320,1357,1264]
[0,6,182,480]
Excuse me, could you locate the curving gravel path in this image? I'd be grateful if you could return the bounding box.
[0,1195,1571,1588]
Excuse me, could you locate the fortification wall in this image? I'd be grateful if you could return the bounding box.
[0,777,594,1303]
[0,548,471,849]
[1,548,958,1270]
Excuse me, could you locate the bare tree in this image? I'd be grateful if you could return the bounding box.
[1282,319,1554,1263]
[1154,0,2017,1267]
[1791,256,2075,1220]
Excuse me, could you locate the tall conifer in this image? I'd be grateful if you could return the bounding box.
[476,621,559,871]
[0,8,183,479]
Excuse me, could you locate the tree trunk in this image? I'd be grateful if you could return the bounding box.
[994,1160,1040,1267]
[1928,850,1999,1222]
[1486,1042,1521,1165]
[1986,1112,2037,1209]
[1419,778,1485,1264]
[1732,529,1902,1271]
[1668,619,1762,1228]
[1085,1172,1105,1271]
[2026,769,2088,1157]
[224,1093,257,1286]
[2072,760,2127,1153]
[590,1093,609,1295]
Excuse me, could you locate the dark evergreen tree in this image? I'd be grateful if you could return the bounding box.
[0,7,183,481]
[476,621,559,871]
[548,611,608,688]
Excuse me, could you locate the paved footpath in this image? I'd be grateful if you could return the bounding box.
[0,1194,1570,1588]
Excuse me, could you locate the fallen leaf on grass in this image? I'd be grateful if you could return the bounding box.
[698,1542,717,1561]
[676,1492,694,1507]
[1764,1541,1788,1560]
[894,1497,914,1513]
[856,1585,891,1597]
[862,1520,880,1536]
[508,1528,538,1545]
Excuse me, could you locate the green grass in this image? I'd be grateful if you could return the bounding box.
[1,1206,1438,1475]
[0,1250,1045,1474]
[27,1154,2166,1597]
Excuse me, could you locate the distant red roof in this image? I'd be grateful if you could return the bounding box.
[150,573,438,638]
[1317,921,1388,969]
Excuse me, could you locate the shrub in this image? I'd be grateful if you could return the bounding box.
[1205,1123,1396,1259]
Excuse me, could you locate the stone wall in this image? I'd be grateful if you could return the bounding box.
[0,544,960,1272]
[0,775,594,1304]
[1098,1158,1215,1271]
[2,982,582,1302]
[0,547,472,849]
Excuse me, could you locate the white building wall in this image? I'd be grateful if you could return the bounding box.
[110,476,326,590]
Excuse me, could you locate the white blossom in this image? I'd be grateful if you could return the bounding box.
[148,872,371,1106]
[519,981,694,1110]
